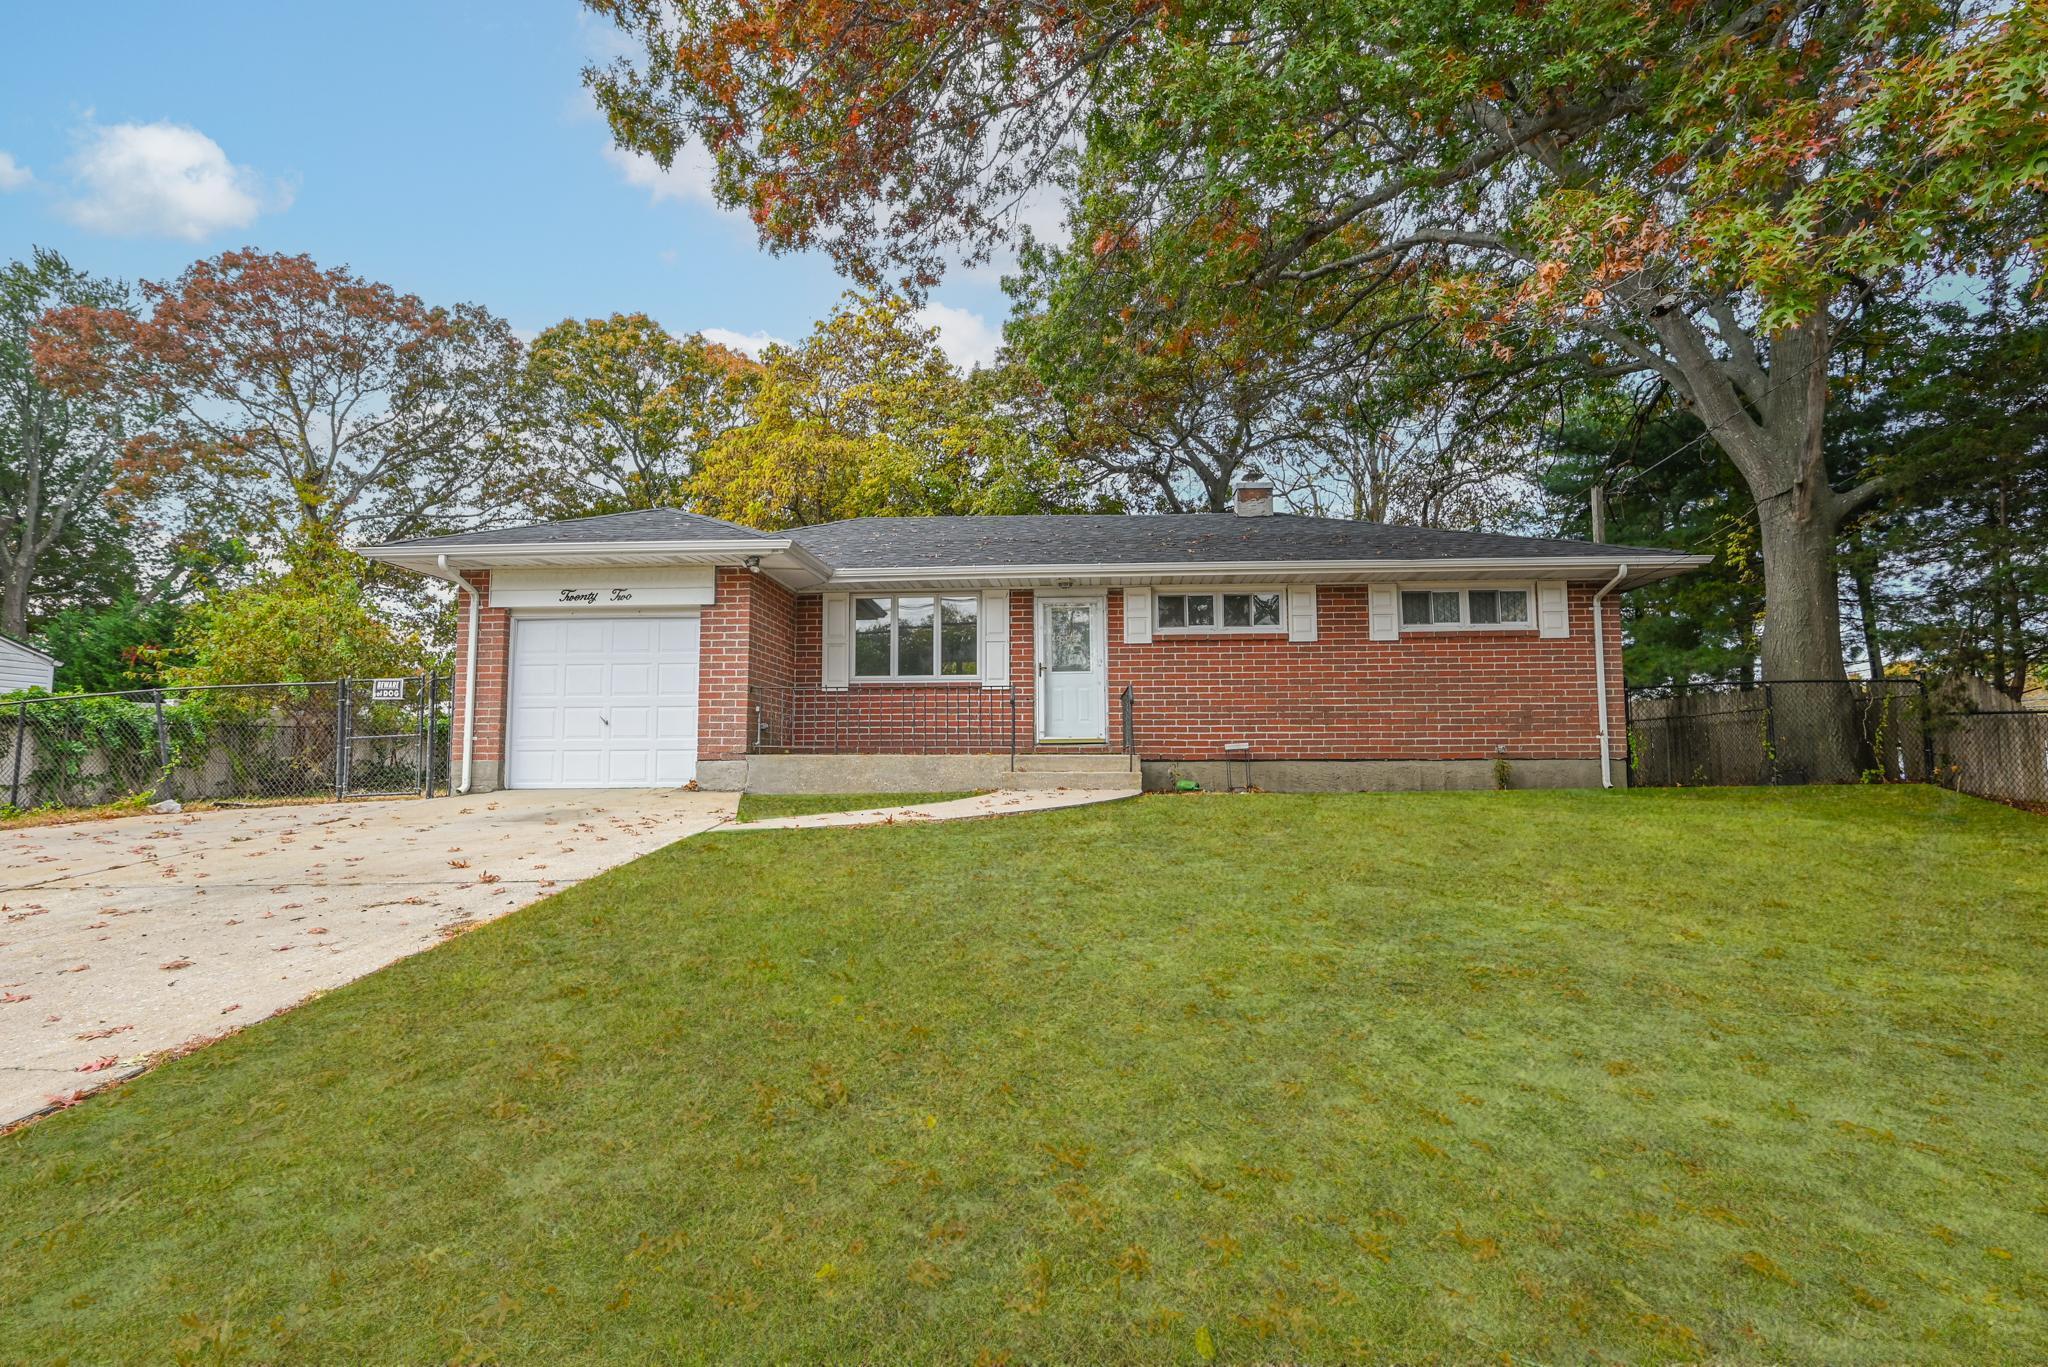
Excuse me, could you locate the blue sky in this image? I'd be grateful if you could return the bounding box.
[0,0,1019,366]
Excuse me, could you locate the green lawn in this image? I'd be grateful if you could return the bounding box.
[6,788,2047,1362]
[734,789,977,822]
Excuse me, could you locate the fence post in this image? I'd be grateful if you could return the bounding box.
[1916,677,1937,784]
[151,689,171,770]
[1761,682,1777,784]
[9,700,24,809]
[419,676,436,795]
[334,678,350,800]
[1009,687,1018,772]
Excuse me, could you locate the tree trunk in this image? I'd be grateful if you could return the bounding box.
[1848,528,1884,682]
[0,570,28,641]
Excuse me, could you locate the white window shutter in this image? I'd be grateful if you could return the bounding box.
[1368,584,1399,641]
[980,589,1011,687]
[1286,584,1319,642]
[1537,581,1570,638]
[1123,587,1153,644]
[821,592,852,689]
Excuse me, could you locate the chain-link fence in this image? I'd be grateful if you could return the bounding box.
[0,677,450,815]
[1627,679,2048,809]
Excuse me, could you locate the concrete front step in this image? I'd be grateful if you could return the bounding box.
[1003,768,1142,791]
[1013,752,1134,773]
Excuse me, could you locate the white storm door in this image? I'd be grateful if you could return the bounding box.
[1038,596,1107,741]
[506,615,699,788]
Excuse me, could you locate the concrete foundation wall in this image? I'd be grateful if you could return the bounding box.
[725,753,1014,794]
[1140,757,1616,793]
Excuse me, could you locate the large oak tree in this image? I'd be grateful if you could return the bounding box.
[586,0,2045,682]
[35,249,521,555]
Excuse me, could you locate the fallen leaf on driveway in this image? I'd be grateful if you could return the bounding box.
[221,1003,240,1014]
[59,964,87,974]
[307,927,328,935]
[448,859,470,869]
[76,1024,132,1040]
[1,991,29,1004]
[76,1056,120,1073]
[160,958,193,971]
[476,872,500,884]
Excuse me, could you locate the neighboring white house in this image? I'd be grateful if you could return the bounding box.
[0,635,58,693]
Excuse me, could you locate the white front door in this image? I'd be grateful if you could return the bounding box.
[1038,596,1107,741]
[506,615,700,788]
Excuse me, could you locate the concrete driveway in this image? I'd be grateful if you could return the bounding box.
[0,788,734,1127]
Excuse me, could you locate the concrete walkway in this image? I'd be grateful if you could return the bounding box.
[727,786,1136,831]
[0,789,733,1128]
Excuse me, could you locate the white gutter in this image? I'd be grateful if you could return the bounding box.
[829,553,1708,588]
[419,554,480,795]
[1591,563,1629,790]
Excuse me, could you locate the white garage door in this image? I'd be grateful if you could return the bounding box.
[506,615,700,789]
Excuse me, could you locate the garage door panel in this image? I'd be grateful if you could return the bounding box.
[513,706,561,740]
[610,662,654,695]
[506,614,700,789]
[515,664,562,698]
[564,620,608,651]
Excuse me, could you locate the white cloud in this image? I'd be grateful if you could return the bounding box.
[915,301,1003,371]
[699,327,789,359]
[603,141,720,208]
[0,152,31,191]
[60,121,287,240]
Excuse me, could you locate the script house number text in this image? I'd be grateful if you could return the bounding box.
[557,588,636,605]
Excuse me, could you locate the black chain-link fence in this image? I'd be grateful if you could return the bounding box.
[0,677,450,815]
[1627,679,2048,809]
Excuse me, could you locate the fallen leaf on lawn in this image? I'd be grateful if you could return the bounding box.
[160,958,193,971]
[76,1056,120,1073]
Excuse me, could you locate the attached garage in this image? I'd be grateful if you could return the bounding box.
[505,615,700,789]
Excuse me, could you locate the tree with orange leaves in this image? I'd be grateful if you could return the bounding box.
[586,0,2047,692]
[34,249,521,556]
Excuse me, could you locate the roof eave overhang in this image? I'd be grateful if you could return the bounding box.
[358,539,833,588]
[818,555,1710,593]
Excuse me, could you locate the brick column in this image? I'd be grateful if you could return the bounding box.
[447,570,511,792]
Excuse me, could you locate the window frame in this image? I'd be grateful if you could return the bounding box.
[851,592,981,682]
[1151,586,1289,636]
[1395,582,1539,634]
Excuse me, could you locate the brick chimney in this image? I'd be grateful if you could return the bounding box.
[1232,469,1275,517]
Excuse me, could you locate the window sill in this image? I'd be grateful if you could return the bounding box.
[1151,629,1290,638]
[849,677,984,686]
[1397,625,1540,635]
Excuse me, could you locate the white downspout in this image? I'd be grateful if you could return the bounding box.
[1592,563,1630,789]
[428,554,480,795]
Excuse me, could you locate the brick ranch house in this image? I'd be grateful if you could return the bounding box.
[361,479,1705,794]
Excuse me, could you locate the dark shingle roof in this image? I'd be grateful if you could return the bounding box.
[786,514,1683,571]
[369,508,777,550]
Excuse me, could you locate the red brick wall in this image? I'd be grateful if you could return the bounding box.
[1103,584,1625,762]
[769,583,1626,762]
[451,574,1627,776]
[700,567,799,761]
[448,571,512,775]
